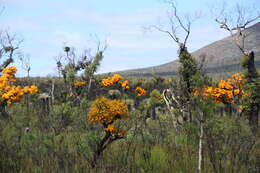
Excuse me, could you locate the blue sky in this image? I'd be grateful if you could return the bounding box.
[1,0,259,76]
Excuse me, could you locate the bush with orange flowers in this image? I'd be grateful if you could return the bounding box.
[121,80,130,89]
[0,66,39,105]
[88,96,128,167]
[101,74,123,87]
[89,74,148,167]
[101,74,147,96]
[194,73,244,104]
[135,87,147,97]
[88,97,129,125]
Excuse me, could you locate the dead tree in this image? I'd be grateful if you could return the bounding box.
[147,0,201,123]
[0,31,22,71]
[149,2,207,172]
[148,0,193,53]
[215,4,260,134]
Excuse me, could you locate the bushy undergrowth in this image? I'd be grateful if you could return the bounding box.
[0,84,259,173]
[0,60,259,173]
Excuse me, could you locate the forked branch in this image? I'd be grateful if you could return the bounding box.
[146,0,197,48]
[215,4,260,55]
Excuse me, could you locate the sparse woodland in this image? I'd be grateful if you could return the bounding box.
[0,1,259,173]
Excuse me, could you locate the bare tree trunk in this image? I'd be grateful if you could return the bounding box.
[198,122,204,173]
[51,80,55,103]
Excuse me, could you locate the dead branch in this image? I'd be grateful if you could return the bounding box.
[0,31,23,71]
[215,3,260,55]
[145,0,199,48]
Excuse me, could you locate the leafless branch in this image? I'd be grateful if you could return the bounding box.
[0,31,23,71]
[215,3,260,55]
[19,54,31,77]
[145,0,199,49]
[148,24,180,43]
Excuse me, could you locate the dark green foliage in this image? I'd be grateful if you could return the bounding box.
[84,51,104,79]
[241,56,250,68]
[239,52,260,134]
[148,89,165,107]
[178,49,200,93]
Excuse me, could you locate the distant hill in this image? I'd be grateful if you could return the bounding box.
[114,22,260,77]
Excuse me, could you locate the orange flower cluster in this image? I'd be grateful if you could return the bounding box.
[1,66,17,82]
[111,74,122,83]
[104,124,117,132]
[101,74,130,89]
[0,66,39,104]
[121,80,130,89]
[101,74,147,96]
[101,74,123,87]
[88,97,129,124]
[73,81,86,87]
[195,73,244,103]
[135,87,147,97]
[104,124,127,136]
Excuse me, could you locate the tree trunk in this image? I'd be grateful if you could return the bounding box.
[51,80,55,103]
[91,132,111,168]
[0,102,8,119]
[245,51,259,134]
[198,122,203,173]
[247,51,257,79]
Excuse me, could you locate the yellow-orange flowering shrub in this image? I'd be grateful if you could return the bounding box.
[89,97,129,167]
[111,74,122,83]
[101,74,122,87]
[195,73,244,104]
[0,66,38,104]
[101,74,147,97]
[73,81,86,87]
[88,97,129,124]
[101,78,114,87]
[121,80,130,89]
[135,87,147,97]
[91,74,148,166]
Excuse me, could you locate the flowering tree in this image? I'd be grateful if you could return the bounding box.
[88,97,128,167]
[0,66,38,118]
[89,74,146,167]
[197,73,244,104]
